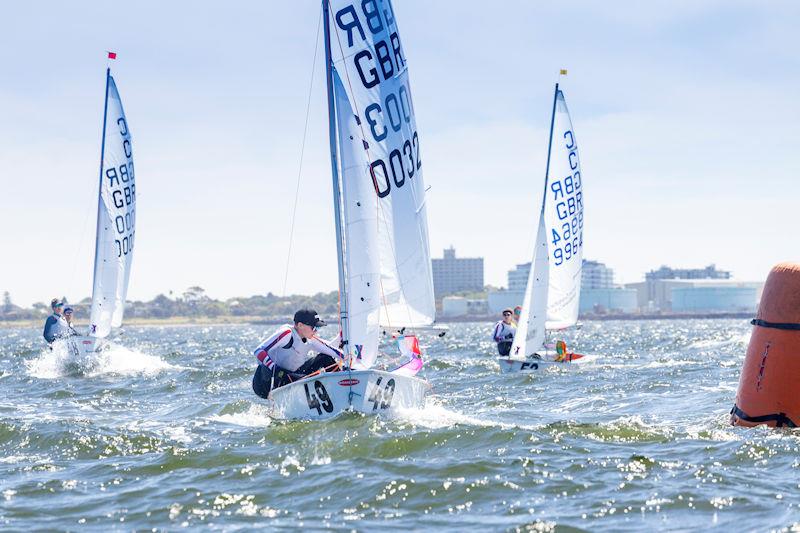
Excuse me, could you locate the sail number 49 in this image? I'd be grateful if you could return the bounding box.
[304,380,334,415]
[368,377,395,411]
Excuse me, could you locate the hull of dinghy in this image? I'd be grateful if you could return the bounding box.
[268,369,429,420]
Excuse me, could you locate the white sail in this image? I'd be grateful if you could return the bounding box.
[509,215,549,358]
[89,73,135,338]
[543,89,583,330]
[327,0,435,330]
[333,67,381,369]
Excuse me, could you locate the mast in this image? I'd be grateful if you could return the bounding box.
[539,82,560,217]
[90,67,112,337]
[322,0,350,351]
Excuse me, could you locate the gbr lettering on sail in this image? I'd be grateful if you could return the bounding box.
[332,0,420,199]
[549,129,583,267]
[104,116,136,258]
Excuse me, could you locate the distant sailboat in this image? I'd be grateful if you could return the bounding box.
[499,82,589,373]
[268,0,432,419]
[67,67,136,355]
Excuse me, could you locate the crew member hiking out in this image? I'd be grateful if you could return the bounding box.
[492,308,517,356]
[43,299,70,344]
[251,309,344,399]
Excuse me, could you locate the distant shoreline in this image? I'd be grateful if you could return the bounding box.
[437,312,753,322]
[0,315,285,329]
[1,312,754,330]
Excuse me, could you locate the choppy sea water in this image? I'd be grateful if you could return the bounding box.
[1,320,798,531]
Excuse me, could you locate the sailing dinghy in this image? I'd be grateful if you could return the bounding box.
[498,83,590,374]
[269,0,434,419]
[66,67,136,357]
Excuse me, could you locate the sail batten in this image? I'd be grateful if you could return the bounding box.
[89,73,135,338]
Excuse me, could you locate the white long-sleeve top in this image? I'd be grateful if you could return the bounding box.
[492,320,516,343]
[253,324,343,372]
[43,313,71,343]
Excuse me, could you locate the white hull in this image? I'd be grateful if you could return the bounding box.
[268,369,430,421]
[63,335,105,356]
[498,353,593,373]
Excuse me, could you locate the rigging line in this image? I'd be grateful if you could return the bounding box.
[67,182,100,301]
[330,19,420,335]
[281,8,323,297]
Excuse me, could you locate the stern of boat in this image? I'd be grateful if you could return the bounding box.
[268,369,429,420]
[498,357,543,373]
[65,335,103,356]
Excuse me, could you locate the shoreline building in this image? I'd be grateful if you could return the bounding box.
[582,260,614,290]
[488,259,636,314]
[441,296,489,317]
[579,260,637,314]
[643,264,730,304]
[626,264,761,312]
[488,262,529,313]
[431,247,484,300]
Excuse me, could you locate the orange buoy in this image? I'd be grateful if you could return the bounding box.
[731,262,800,427]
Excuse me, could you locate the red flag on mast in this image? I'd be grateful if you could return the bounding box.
[107,51,117,60]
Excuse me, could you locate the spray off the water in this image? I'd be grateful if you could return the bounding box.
[26,340,177,379]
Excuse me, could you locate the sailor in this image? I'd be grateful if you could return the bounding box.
[513,305,523,325]
[492,308,516,356]
[42,299,71,344]
[63,307,80,337]
[251,309,344,399]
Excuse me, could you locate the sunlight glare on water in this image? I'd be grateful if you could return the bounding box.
[1,320,799,530]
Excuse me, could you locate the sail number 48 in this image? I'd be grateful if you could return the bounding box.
[368,377,395,411]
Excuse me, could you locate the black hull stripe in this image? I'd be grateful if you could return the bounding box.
[731,404,797,427]
[751,318,800,331]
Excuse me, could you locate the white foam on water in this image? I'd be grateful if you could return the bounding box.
[209,404,273,428]
[684,415,744,442]
[640,358,700,369]
[159,425,194,445]
[688,332,750,349]
[26,340,178,379]
[0,453,53,465]
[395,398,541,432]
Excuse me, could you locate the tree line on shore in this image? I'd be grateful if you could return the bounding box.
[0,288,340,322]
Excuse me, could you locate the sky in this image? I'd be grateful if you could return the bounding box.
[1,1,798,307]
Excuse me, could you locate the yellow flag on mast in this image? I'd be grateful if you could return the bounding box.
[559,69,568,75]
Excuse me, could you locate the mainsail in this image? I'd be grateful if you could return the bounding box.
[511,85,583,356]
[543,88,583,330]
[326,0,435,335]
[89,70,136,338]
